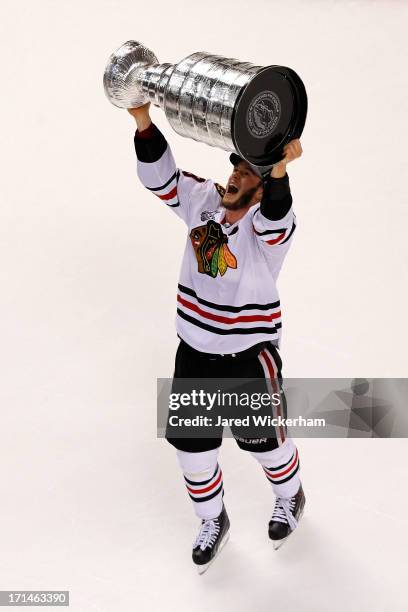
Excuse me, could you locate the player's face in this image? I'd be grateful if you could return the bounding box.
[222,161,263,211]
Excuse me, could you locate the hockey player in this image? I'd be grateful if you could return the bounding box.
[128,102,305,573]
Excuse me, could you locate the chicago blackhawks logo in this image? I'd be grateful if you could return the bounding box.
[190,220,237,278]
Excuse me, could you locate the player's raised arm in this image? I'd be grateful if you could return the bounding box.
[129,104,213,224]
[252,140,302,279]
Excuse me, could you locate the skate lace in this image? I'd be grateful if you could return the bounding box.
[193,519,220,551]
[272,496,298,530]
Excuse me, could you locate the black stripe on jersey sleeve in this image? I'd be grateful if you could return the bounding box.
[260,173,292,221]
[178,284,280,313]
[148,171,178,192]
[177,309,281,335]
[280,222,297,244]
[253,224,288,236]
[134,123,168,163]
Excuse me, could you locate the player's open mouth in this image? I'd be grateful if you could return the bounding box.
[227,185,239,194]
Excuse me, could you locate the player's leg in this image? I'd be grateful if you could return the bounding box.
[165,339,224,512]
[232,343,305,548]
[166,428,229,574]
[249,437,305,549]
[165,340,229,573]
[176,446,224,520]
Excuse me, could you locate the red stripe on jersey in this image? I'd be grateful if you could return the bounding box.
[185,469,222,495]
[158,185,178,201]
[264,449,299,479]
[265,232,286,245]
[177,295,281,325]
[260,349,286,443]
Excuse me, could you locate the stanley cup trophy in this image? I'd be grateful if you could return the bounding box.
[103,41,307,167]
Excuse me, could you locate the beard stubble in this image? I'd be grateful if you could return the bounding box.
[222,185,260,211]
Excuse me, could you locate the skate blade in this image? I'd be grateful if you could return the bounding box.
[196,531,230,575]
[272,508,305,551]
[272,536,288,550]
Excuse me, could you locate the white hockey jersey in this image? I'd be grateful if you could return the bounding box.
[134,124,296,354]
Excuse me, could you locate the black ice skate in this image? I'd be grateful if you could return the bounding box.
[192,505,230,574]
[268,484,305,550]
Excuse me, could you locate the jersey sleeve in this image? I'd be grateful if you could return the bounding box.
[133,123,214,224]
[252,173,297,280]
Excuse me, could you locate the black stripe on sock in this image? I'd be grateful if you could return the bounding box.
[265,452,295,472]
[184,466,219,487]
[264,462,300,485]
[187,484,224,503]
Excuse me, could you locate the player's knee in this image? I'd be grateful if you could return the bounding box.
[176,448,219,479]
[250,437,296,465]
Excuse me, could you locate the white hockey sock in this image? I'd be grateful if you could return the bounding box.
[251,438,301,499]
[176,448,224,520]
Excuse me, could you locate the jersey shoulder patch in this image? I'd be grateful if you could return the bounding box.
[215,182,226,198]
